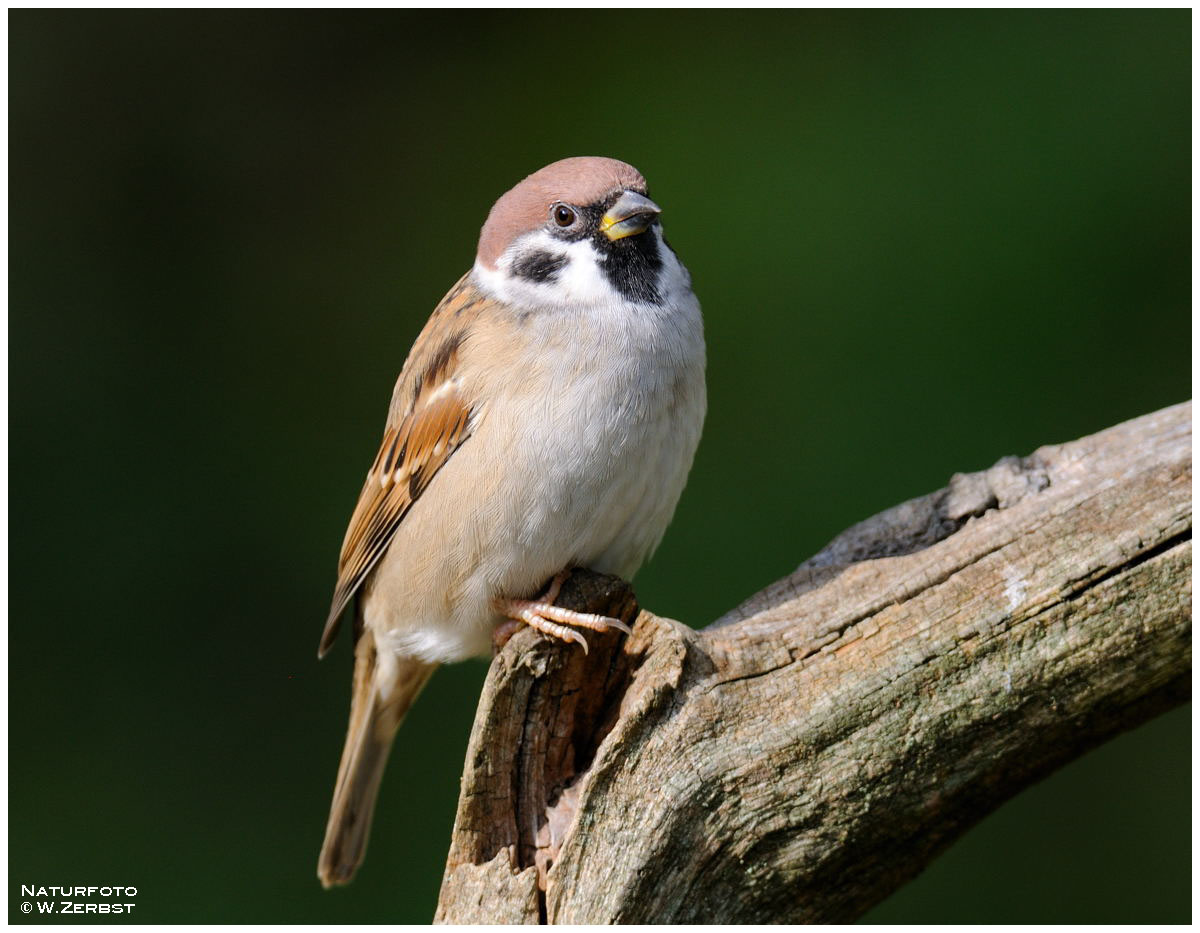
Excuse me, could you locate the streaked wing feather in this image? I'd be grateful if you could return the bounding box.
[319,276,484,656]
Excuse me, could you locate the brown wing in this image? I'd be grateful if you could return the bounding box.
[319,275,486,657]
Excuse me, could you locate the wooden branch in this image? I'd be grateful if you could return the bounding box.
[434,402,1192,924]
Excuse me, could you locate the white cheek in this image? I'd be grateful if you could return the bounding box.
[546,237,616,305]
[473,226,694,315]
[474,230,615,310]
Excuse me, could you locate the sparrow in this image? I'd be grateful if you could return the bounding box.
[316,156,706,887]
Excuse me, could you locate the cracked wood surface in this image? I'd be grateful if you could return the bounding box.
[434,401,1192,924]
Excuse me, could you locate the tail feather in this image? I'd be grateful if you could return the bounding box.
[318,632,436,888]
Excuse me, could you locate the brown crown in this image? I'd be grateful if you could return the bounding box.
[476,157,648,269]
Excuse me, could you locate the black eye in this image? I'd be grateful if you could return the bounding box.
[552,204,577,227]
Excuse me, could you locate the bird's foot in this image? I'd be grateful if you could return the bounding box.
[493,570,632,655]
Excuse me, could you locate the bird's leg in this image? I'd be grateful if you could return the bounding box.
[493,569,632,655]
[539,568,570,606]
[490,619,523,655]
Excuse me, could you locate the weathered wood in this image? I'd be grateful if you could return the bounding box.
[435,401,1192,924]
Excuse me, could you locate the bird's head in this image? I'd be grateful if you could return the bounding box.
[473,156,689,311]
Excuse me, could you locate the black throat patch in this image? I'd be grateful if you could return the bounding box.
[595,227,663,304]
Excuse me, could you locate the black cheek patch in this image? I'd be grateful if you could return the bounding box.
[511,250,568,283]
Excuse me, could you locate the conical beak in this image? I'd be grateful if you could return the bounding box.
[599,191,662,241]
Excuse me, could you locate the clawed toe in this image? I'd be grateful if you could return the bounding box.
[495,573,632,653]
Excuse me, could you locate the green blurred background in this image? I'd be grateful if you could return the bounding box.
[9,9,1190,924]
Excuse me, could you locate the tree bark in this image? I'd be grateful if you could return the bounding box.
[434,401,1192,924]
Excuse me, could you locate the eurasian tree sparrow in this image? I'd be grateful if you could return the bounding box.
[317,156,706,887]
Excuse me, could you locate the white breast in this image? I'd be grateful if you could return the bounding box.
[496,286,705,578]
